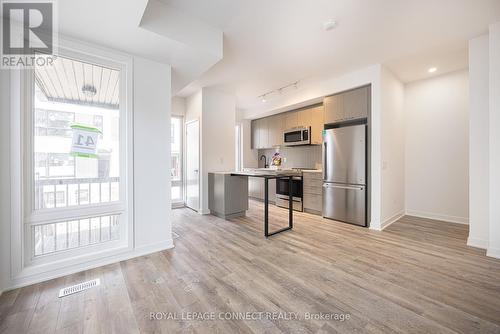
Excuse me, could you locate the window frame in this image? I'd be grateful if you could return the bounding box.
[13,40,134,272]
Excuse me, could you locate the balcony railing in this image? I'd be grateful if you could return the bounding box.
[33,214,120,257]
[35,177,120,210]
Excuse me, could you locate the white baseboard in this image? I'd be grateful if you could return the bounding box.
[487,247,500,259]
[380,210,405,230]
[405,209,469,225]
[6,239,174,291]
[467,236,488,249]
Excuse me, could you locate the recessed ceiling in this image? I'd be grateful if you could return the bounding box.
[165,0,500,110]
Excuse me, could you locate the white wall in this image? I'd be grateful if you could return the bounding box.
[380,67,406,228]
[236,109,258,169]
[172,96,186,116]
[405,70,469,224]
[488,23,500,258]
[200,88,236,213]
[184,88,236,214]
[133,57,173,249]
[185,90,202,122]
[468,35,490,249]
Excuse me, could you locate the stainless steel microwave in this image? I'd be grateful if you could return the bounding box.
[283,127,311,146]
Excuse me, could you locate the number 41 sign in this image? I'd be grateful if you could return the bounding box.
[70,124,101,158]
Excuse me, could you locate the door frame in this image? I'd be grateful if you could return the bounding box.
[184,119,200,212]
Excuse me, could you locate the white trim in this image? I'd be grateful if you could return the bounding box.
[405,209,469,225]
[486,247,500,259]
[10,69,23,281]
[172,202,185,209]
[467,236,488,249]
[6,239,174,291]
[380,210,405,230]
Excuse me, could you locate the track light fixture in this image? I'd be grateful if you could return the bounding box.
[258,81,299,103]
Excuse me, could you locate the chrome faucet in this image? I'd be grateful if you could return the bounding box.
[260,155,269,168]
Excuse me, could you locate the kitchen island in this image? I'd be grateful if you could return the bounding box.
[230,170,301,237]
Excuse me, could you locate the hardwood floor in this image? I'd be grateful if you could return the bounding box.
[1,200,500,334]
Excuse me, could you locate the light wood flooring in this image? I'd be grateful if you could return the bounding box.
[1,200,500,334]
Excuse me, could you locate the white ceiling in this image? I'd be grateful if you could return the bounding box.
[166,0,500,109]
[57,0,222,94]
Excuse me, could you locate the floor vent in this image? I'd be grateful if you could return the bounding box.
[58,278,100,298]
[172,231,180,239]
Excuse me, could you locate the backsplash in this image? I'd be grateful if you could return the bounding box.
[258,145,322,169]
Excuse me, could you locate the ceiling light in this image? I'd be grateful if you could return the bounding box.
[258,81,299,103]
[323,19,337,31]
[428,67,437,73]
[82,84,97,97]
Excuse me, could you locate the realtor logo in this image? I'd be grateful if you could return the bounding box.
[1,0,57,68]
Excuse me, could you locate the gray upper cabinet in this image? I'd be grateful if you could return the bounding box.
[284,111,299,130]
[310,105,324,145]
[251,103,325,149]
[324,93,344,124]
[268,114,284,147]
[298,105,324,145]
[251,119,258,149]
[258,117,269,149]
[344,86,369,120]
[324,85,369,124]
[251,117,270,149]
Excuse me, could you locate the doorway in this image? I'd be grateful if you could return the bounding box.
[185,120,200,211]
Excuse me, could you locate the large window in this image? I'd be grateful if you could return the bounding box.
[24,52,128,260]
[171,116,184,205]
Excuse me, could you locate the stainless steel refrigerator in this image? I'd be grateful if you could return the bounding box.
[322,124,367,226]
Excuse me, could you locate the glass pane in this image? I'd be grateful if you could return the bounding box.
[34,225,42,256]
[100,216,110,242]
[68,220,79,248]
[42,224,55,254]
[56,222,67,250]
[171,117,183,203]
[171,186,180,200]
[90,183,100,204]
[90,217,100,244]
[79,219,90,246]
[34,55,120,210]
[32,214,120,257]
[100,182,110,202]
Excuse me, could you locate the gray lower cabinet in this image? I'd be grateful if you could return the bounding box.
[248,177,276,203]
[208,173,248,219]
[303,171,322,214]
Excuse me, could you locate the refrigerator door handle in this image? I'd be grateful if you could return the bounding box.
[323,141,327,180]
[323,183,365,191]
